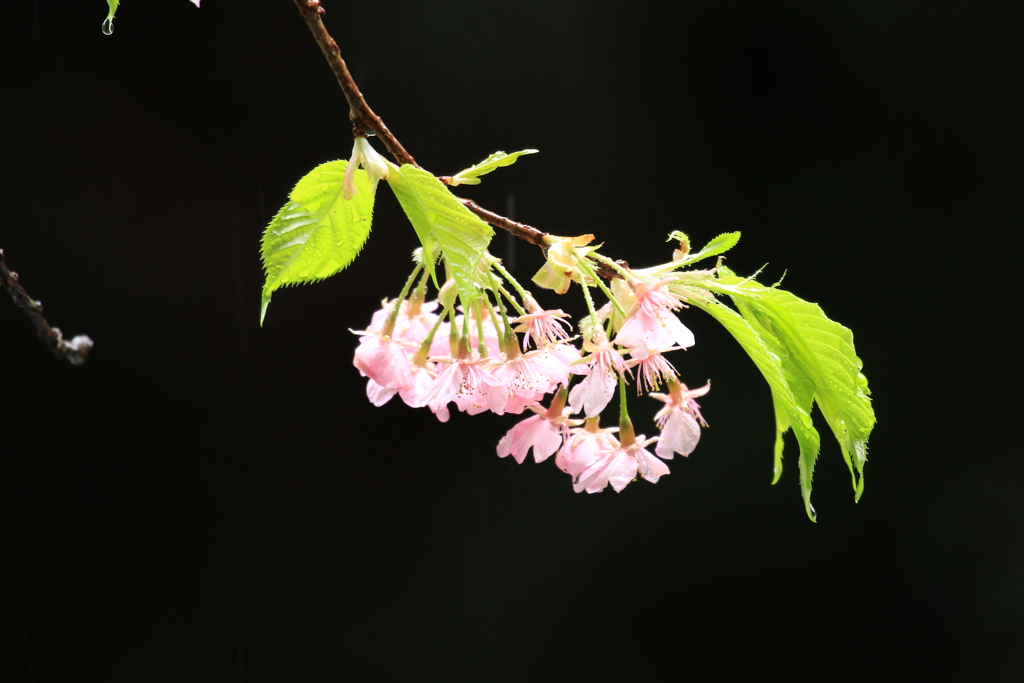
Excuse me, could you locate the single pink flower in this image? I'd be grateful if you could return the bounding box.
[416,357,505,416]
[614,279,695,357]
[556,425,625,492]
[573,441,638,493]
[514,294,574,350]
[629,349,680,394]
[487,347,575,414]
[558,419,669,493]
[496,414,563,464]
[499,388,581,462]
[627,436,671,483]
[353,334,413,391]
[579,432,666,491]
[568,334,629,418]
[398,361,439,409]
[650,381,710,459]
[362,354,439,411]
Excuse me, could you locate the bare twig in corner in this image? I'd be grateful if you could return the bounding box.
[1,249,93,366]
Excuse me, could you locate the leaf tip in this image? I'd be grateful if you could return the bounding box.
[260,293,271,326]
[805,499,817,522]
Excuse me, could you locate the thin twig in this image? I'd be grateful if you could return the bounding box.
[459,199,547,248]
[291,0,417,167]
[1,249,93,366]
[290,0,553,251]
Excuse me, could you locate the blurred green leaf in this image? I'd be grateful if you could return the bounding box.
[103,0,118,34]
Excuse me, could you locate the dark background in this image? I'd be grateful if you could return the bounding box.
[2,1,1021,680]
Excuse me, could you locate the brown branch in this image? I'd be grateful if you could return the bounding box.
[593,258,629,280]
[291,0,418,167]
[290,0,554,252]
[1,249,93,366]
[459,199,547,248]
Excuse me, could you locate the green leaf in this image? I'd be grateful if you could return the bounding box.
[386,165,493,305]
[260,160,375,325]
[448,149,538,186]
[688,295,821,520]
[681,232,741,266]
[694,270,874,520]
[103,0,118,34]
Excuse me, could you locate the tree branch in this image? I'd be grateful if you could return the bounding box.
[1,249,93,366]
[458,199,547,248]
[290,0,552,250]
[291,0,417,167]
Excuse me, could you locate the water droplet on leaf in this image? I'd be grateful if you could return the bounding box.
[101,18,114,35]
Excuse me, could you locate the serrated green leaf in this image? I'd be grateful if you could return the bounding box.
[689,295,821,520]
[260,160,375,325]
[387,165,493,305]
[449,149,538,186]
[701,270,875,518]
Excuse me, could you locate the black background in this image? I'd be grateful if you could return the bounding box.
[2,1,1022,680]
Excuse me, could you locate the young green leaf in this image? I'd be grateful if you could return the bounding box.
[387,165,493,305]
[260,160,375,325]
[728,279,873,500]
[688,295,822,520]
[675,232,741,267]
[448,149,538,186]
[693,270,874,519]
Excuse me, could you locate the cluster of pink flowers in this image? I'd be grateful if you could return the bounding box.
[353,271,709,494]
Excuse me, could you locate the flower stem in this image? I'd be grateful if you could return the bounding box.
[489,256,531,309]
[574,252,626,317]
[382,262,423,336]
[617,375,636,447]
[578,273,599,323]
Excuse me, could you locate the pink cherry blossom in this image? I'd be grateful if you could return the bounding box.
[499,389,580,462]
[568,334,629,418]
[577,432,665,491]
[487,347,574,414]
[496,414,563,464]
[513,294,573,350]
[556,425,626,492]
[557,418,670,493]
[416,357,505,416]
[628,436,671,483]
[629,349,680,394]
[353,334,413,392]
[650,381,710,459]
[365,378,398,407]
[614,279,695,357]
[398,361,440,409]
